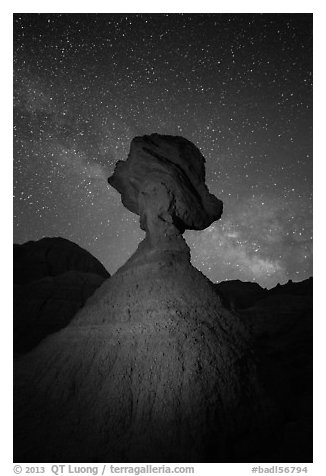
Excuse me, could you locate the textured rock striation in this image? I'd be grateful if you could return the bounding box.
[14,135,274,463]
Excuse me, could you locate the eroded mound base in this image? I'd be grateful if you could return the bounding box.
[14,244,273,462]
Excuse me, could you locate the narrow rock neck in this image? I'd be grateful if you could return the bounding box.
[116,231,191,274]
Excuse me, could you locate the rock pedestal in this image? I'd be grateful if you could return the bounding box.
[14,135,272,462]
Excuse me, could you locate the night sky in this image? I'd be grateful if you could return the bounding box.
[13,13,313,288]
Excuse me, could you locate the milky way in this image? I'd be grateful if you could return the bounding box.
[13,13,312,288]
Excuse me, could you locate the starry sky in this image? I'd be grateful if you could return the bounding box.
[13,13,313,288]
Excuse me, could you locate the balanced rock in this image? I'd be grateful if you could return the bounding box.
[108,134,223,242]
[14,135,272,463]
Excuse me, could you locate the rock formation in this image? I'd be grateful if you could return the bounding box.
[14,135,277,463]
[14,237,109,354]
[108,134,223,259]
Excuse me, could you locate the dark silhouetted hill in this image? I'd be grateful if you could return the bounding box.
[215,277,312,309]
[14,237,110,354]
[14,236,109,284]
[216,277,313,462]
[214,279,267,309]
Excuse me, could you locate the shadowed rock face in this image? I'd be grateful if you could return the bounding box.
[233,279,313,462]
[213,277,313,462]
[14,136,277,463]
